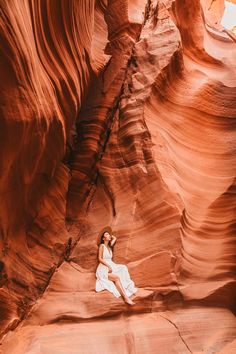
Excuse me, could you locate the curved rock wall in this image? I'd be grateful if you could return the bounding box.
[0,0,235,352]
[0,0,108,337]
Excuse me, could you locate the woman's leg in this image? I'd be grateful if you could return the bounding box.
[108,273,135,305]
[108,273,127,299]
[115,279,128,298]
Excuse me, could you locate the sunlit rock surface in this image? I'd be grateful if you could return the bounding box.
[0,0,235,353]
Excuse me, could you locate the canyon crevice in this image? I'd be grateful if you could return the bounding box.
[0,0,235,353]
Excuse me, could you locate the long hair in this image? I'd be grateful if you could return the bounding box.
[100,231,114,250]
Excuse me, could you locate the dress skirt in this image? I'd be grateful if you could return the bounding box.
[95,244,138,298]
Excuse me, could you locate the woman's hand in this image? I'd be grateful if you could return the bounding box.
[110,234,117,247]
[108,266,113,273]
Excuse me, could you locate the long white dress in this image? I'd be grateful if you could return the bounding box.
[95,244,138,298]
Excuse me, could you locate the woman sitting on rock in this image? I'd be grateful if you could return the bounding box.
[95,226,138,305]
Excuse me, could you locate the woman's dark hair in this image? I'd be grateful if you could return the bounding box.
[100,231,113,249]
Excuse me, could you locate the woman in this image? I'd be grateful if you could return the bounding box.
[95,226,138,305]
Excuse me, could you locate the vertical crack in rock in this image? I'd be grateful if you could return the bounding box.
[66,0,154,220]
[116,0,182,174]
[98,172,117,217]
[144,0,152,23]
[124,331,136,354]
[159,314,193,353]
[0,232,76,340]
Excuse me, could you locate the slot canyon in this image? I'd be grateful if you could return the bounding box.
[0,0,236,353]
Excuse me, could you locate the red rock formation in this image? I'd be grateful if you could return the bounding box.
[0,0,235,352]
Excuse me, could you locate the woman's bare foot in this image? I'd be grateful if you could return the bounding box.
[124,297,135,305]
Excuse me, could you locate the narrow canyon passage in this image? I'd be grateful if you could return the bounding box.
[0,0,236,353]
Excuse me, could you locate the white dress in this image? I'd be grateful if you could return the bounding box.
[95,244,138,298]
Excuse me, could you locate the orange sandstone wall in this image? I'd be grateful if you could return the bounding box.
[0,0,109,336]
[0,0,236,352]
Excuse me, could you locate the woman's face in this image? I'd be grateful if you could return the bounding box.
[103,232,111,242]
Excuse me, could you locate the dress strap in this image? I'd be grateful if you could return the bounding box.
[103,244,112,255]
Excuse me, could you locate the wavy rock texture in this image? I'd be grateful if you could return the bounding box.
[0,0,236,353]
[0,0,109,338]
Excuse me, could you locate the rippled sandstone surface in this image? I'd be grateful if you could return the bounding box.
[0,0,236,353]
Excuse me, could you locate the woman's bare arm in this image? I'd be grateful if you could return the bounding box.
[110,235,117,247]
[98,245,112,270]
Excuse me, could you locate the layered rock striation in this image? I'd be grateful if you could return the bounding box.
[0,0,235,353]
